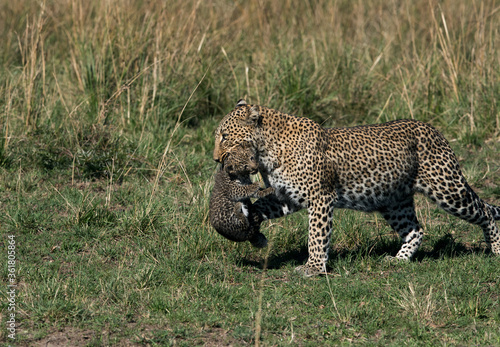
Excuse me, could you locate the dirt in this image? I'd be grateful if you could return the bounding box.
[34,328,97,347]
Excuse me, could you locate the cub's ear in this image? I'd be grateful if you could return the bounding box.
[236,99,247,107]
[244,106,262,126]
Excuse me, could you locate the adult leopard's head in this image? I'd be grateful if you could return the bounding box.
[213,99,262,165]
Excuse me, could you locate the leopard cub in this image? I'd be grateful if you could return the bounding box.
[209,144,274,248]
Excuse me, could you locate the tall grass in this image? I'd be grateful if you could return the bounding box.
[2,0,495,182]
[1,0,499,141]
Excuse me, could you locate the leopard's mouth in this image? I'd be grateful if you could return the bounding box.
[248,167,259,175]
[220,152,230,164]
[219,152,229,171]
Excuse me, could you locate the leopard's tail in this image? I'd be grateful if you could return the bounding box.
[485,202,500,221]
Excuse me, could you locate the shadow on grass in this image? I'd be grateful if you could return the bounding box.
[414,233,490,261]
[239,245,309,270]
[338,233,490,262]
[239,233,491,271]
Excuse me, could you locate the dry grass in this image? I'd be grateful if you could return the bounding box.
[1,0,499,137]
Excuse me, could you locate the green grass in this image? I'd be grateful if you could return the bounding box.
[0,0,499,345]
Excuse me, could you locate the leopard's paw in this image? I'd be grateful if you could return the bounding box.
[294,264,326,278]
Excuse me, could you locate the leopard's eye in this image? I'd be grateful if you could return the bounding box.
[221,134,228,142]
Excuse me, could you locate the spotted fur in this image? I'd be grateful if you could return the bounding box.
[213,100,500,277]
[209,144,275,248]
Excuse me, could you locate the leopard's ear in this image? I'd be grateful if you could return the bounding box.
[245,106,262,126]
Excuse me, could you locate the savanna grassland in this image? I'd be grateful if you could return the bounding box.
[0,0,499,345]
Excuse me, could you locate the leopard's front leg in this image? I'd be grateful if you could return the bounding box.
[295,194,335,277]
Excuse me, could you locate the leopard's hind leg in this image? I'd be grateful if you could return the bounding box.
[417,170,500,255]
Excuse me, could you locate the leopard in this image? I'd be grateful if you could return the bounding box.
[209,142,275,248]
[213,99,500,277]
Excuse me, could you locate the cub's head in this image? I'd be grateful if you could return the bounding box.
[213,99,262,164]
[223,142,259,176]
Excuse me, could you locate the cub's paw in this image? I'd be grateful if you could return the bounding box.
[256,186,275,198]
[294,264,326,278]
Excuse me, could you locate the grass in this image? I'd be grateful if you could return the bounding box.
[0,0,499,345]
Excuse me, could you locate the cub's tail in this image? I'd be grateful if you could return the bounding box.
[486,202,500,221]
